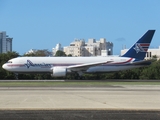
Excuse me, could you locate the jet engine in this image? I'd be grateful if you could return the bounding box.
[51,67,67,77]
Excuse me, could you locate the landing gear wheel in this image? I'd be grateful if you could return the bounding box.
[14,73,19,80]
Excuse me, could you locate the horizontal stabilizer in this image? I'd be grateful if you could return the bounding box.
[131,60,151,65]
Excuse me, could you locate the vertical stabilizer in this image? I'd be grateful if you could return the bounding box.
[122,30,155,60]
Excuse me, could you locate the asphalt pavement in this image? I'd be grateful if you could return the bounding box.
[0,83,160,119]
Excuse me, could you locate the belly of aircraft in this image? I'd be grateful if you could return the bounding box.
[86,65,142,73]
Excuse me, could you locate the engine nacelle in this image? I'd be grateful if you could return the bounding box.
[51,67,67,77]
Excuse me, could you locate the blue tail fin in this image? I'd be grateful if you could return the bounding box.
[122,30,155,60]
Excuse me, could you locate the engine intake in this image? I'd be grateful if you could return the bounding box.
[51,67,67,77]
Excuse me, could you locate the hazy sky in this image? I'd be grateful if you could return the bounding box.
[0,0,159,55]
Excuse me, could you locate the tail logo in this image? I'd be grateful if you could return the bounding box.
[133,43,150,53]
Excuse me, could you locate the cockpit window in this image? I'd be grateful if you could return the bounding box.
[7,61,12,63]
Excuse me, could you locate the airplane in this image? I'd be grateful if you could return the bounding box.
[2,30,155,78]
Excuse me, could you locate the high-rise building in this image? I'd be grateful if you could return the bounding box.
[0,31,13,53]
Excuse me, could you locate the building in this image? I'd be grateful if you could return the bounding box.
[52,43,63,56]
[63,39,85,56]
[121,47,160,60]
[25,49,52,56]
[0,31,13,53]
[25,49,37,55]
[63,38,113,57]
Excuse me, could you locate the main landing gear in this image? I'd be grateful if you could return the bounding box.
[73,71,85,80]
[14,73,19,80]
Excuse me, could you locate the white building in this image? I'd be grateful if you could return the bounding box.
[25,49,52,56]
[25,49,37,54]
[52,43,63,56]
[121,47,160,60]
[0,31,13,53]
[63,38,113,57]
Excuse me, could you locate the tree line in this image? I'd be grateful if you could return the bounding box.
[0,51,160,80]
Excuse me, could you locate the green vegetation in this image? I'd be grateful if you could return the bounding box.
[24,49,51,56]
[0,81,160,87]
[0,51,160,80]
[0,52,19,79]
[55,50,72,57]
[55,50,66,56]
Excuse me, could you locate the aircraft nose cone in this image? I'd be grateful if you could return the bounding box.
[2,64,7,70]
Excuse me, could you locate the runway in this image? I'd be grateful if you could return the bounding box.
[0,85,160,119]
[0,85,160,110]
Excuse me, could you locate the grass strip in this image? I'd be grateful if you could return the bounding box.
[0,81,160,87]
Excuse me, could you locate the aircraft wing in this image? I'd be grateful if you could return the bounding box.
[67,60,113,71]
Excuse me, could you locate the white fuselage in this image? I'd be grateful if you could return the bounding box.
[2,56,143,74]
